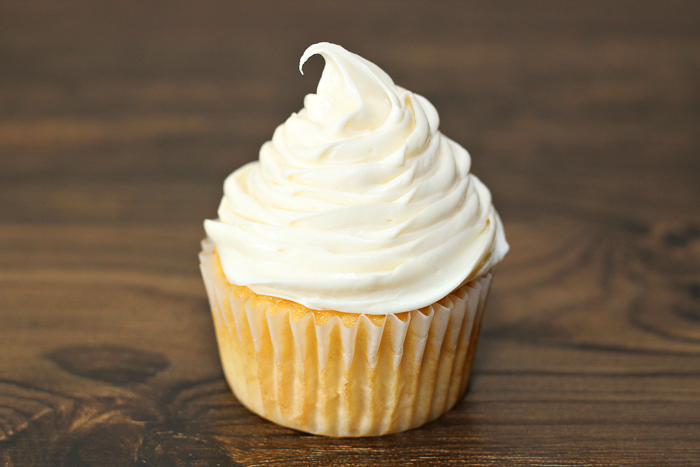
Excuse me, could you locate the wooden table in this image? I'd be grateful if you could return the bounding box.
[2,1,699,465]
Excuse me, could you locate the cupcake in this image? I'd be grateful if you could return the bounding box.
[200,42,508,437]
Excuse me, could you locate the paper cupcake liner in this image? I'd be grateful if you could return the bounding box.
[200,239,492,437]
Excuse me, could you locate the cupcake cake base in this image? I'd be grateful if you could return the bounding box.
[200,239,492,437]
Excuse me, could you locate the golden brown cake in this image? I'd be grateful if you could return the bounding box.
[200,239,492,436]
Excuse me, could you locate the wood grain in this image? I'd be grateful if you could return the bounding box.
[1,1,699,465]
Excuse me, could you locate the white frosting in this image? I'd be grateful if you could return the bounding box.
[204,42,508,315]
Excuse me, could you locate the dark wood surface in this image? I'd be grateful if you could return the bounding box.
[1,1,699,465]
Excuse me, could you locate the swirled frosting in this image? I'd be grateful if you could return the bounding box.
[204,42,508,315]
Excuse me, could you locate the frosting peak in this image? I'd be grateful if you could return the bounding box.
[300,42,397,132]
[204,42,508,314]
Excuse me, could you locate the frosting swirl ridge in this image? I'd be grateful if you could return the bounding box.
[204,42,508,314]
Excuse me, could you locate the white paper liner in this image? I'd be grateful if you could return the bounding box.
[200,239,492,437]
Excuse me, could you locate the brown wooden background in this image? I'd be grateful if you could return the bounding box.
[1,1,699,465]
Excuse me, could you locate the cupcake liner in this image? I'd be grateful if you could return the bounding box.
[200,239,492,437]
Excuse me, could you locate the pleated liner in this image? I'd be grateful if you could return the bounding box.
[200,239,492,437]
